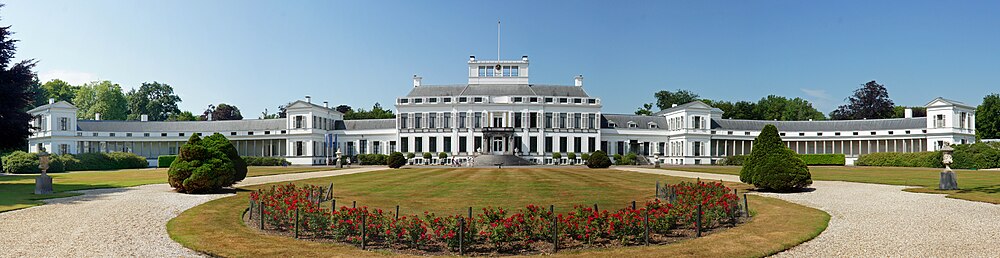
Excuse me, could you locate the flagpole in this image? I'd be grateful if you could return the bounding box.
[497,20,501,61]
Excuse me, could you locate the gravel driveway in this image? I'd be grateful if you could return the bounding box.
[618,167,1000,257]
[0,167,385,258]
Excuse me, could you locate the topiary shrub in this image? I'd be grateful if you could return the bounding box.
[168,134,247,194]
[106,152,150,169]
[624,153,638,165]
[740,124,812,191]
[552,152,562,162]
[612,153,623,165]
[158,155,178,168]
[1,151,39,174]
[587,150,612,168]
[388,152,406,169]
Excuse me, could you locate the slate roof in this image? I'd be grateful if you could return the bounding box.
[601,114,669,130]
[335,119,396,130]
[77,119,287,132]
[711,117,928,131]
[406,84,590,97]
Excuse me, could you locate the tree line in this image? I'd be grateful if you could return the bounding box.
[636,81,930,121]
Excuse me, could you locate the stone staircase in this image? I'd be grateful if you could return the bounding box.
[472,155,535,166]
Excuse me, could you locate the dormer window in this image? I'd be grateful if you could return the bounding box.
[513,97,522,103]
[545,97,553,103]
[413,98,423,104]
[559,98,568,103]
[648,123,658,129]
[459,97,468,103]
[443,97,452,103]
[627,121,638,128]
[574,98,582,104]
[609,122,617,128]
[473,97,483,103]
[530,97,539,103]
[399,98,409,104]
[428,98,437,103]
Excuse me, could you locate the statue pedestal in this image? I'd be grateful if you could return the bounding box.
[35,174,53,194]
[939,170,958,190]
[336,159,343,168]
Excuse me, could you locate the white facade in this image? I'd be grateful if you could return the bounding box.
[25,56,977,166]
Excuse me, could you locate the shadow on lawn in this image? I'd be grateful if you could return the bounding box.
[751,187,817,194]
[960,184,1000,194]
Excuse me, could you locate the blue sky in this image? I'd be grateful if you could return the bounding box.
[5,0,999,117]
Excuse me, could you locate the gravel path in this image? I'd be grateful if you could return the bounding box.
[618,167,1000,257]
[0,167,385,258]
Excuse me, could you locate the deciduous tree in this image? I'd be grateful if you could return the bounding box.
[0,5,38,153]
[126,81,182,121]
[830,81,895,120]
[201,103,243,121]
[654,89,700,110]
[977,94,1000,140]
[634,103,654,116]
[344,102,395,120]
[40,79,77,104]
[73,80,128,120]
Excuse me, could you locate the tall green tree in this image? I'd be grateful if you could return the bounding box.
[167,111,199,121]
[0,4,39,153]
[781,97,826,121]
[654,89,700,110]
[634,103,654,116]
[891,106,927,118]
[344,102,396,120]
[729,101,758,119]
[73,80,128,120]
[126,81,181,121]
[201,103,243,121]
[830,80,895,120]
[40,79,77,103]
[27,76,47,108]
[977,94,1000,140]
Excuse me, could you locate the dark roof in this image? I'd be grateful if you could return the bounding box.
[335,119,395,130]
[406,84,590,97]
[601,114,668,130]
[652,101,719,116]
[77,119,287,132]
[711,117,927,131]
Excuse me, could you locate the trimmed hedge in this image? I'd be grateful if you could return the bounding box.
[242,156,290,166]
[387,152,406,168]
[1,151,148,174]
[158,155,178,168]
[355,154,388,165]
[952,142,1000,169]
[855,152,943,168]
[723,154,845,166]
[587,150,612,168]
[797,154,846,166]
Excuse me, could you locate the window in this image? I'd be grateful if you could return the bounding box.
[399,98,408,104]
[559,113,567,128]
[459,137,467,153]
[414,113,423,128]
[545,113,553,128]
[514,112,522,128]
[443,97,452,103]
[889,131,894,135]
[628,122,638,128]
[545,137,553,153]
[428,98,437,103]
[486,66,495,76]
[574,137,582,153]
[513,97,523,103]
[871,132,877,135]
[248,131,254,135]
[545,97,553,103]
[59,117,68,131]
[559,137,568,153]
[649,123,658,129]
[459,112,467,128]
[474,97,483,103]
[428,137,437,153]
[443,113,452,128]
[373,141,381,154]
[574,113,582,128]
[588,99,597,104]
[935,114,946,128]
[126,133,133,137]
[231,132,237,136]
[780,133,786,136]
[745,132,751,135]
[443,137,452,153]
[414,137,423,153]
[530,97,539,103]
[161,133,167,137]
[295,116,304,128]
[853,132,859,135]
[474,112,482,128]
[144,133,150,137]
[609,122,617,128]
[179,133,185,136]
[574,98,582,104]
[905,130,911,134]
[799,133,805,136]
[413,98,423,104]
[817,132,823,136]
[359,139,368,154]
[588,137,596,153]
[459,97,468,103]
[400,137,409,153]
[559,98,568,103]
[835,132,841,136]
[295,141,304,156]
[429,113,437,128]
[478,66,487,76]
[109,133,116,137]
[400,114,408,129]
[530,136,538,153]
[529,112,539,128]
[59,144,68,155]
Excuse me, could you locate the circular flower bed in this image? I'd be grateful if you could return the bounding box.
[245,181,747,255]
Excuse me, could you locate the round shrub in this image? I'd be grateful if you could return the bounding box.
[740,124,812,191]
[388,152,406,169]
[168,134,247,194]
[587,150,612,168]
[2,151,39,174]
[158,155,178,168]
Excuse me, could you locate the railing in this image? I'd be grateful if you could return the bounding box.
[482,127,515,133]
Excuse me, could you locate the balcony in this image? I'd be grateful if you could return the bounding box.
[482,127,515,133]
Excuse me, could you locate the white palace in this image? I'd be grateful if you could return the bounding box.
[26,55,977,166]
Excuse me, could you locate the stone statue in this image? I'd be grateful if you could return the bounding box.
[939,144,958,190]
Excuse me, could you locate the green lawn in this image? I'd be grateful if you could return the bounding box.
[667,165,1000,204]
[169,167,830,257]
[0,166,335,212]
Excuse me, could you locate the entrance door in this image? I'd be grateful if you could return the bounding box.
[492,137,504,155]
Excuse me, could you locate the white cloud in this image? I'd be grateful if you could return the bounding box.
[39,70,99,85]
[800,88,836,112]
[800,88,832,100]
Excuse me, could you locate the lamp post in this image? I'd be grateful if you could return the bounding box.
[939,144,958,190]
[35,148,53,194]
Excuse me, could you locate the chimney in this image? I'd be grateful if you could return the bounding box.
[905,108,913,118]
[522,55,528,62]
[140,114,148,122]
[469,55,476,62]
[413,75,422,87]
[95,113,101,121]
[323,101,329,108]
[48,98,55,104]
[208,113,213,121]
[574,75,584,87]
[305,95,311,103]
[671,104,678,108]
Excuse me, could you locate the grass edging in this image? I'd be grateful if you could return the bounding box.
[167,192,829,257]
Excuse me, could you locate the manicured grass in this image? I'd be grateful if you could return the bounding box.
[667,165,1000,204]
[168,167,829,257]
[0,166,334,212]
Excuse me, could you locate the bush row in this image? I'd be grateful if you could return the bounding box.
[723,153,845,166]
[243,156,290,166]
[2,151,149,174]
[855,152,943,168]
[355,154,388,165]
[249,181,742,254]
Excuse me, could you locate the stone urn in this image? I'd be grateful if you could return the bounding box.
[939,144,958,190]
[35,149,53,194]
